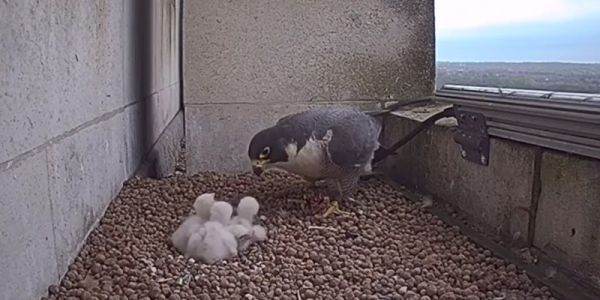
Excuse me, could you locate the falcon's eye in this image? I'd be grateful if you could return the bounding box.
[260,147,270,158]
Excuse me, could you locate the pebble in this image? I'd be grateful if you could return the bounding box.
[43,172,556,299]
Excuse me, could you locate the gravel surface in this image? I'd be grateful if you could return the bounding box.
[44,171,556,300]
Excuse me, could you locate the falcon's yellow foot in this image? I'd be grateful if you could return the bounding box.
[319,200,351,218]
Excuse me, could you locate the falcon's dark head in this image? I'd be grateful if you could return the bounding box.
[248,126,293,176]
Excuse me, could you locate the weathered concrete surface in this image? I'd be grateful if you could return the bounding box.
[0,1,182,299]
[0,152,58,300]
[155,110,184,178]
[141,110,185,178]
[382,111,537,245]
[145,83,181,149]
[186,102,381,173]
[143,0,181,146]
[0,0,127,164]
[46,109,130,274]
[534,151,600,287]
[183,0,435,173]
[184,0,434,104]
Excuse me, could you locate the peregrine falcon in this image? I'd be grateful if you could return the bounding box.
[247,106,382,218]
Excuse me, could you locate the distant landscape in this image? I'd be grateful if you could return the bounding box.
[435,62,600,94]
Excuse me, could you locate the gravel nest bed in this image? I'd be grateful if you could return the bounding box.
[44,172,556,300]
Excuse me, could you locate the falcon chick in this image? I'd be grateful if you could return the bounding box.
[185,201,238,264]
[247,106,382,218]
[193,192,216,219]
[170,193,216,253]
[227,196,265,252]
[230,196,260,228]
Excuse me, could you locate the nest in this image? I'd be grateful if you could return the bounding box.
[44,172,556,300]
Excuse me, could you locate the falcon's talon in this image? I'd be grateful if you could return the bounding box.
[319,201,351,218]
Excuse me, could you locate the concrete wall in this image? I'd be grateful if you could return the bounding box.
[534,152,600,288]
[381,106,600,291]
[183,0,435,173]
[0,1,182,299]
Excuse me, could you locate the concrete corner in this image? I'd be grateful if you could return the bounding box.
[139,110,185,178]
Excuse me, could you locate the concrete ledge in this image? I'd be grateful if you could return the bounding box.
[381,109,537,246]
[381,109,600,294]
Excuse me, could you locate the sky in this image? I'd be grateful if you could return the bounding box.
[435,0,600,63]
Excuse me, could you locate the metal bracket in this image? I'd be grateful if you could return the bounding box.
[453,108,490,166]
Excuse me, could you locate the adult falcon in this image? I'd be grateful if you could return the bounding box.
[247,106,385,218]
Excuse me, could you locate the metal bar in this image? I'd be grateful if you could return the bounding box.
[460,108,600,140]
[436,97,600,127]
[435,94,600,118]
[489,128,600,160]
[436,89,600,111]
[434,85,600,161]
[487,121,600,149]
[441,84,600,104]
[436,91,600,109]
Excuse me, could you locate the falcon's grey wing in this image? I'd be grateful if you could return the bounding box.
[276,107,364,137]
[327,113,382,168]
[275,107,361,148]
[274,110,319,150]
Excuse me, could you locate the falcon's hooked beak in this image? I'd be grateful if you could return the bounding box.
[252,159,268,176]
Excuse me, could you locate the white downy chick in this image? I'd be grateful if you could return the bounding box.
[193,193,216,220]
[170,193,216,254]
[185,201,238,264]
[229,197,267,252]
[251,225,268,241]
[228,196,260,234]
[210,201,233,225]
[227,196,260,250]
[236,196,260,223]
[170,215,204,254]
[236,224,268,252]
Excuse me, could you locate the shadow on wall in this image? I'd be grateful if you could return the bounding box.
[131,0,158,177]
